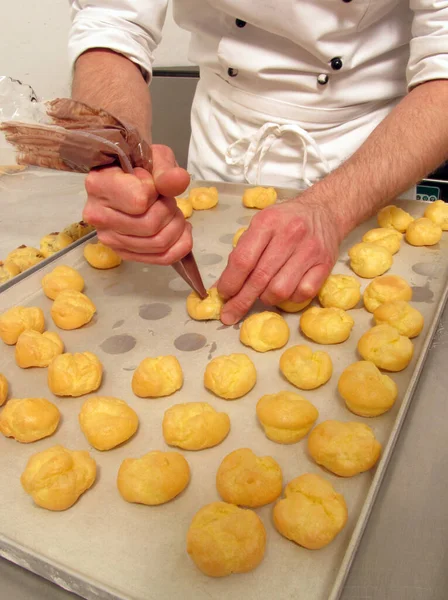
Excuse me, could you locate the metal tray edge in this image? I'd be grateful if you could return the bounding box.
[329,273,448,600]
[0,232,97,295]
[0,535,129,600]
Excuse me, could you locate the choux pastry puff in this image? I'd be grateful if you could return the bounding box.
[204,354,257,399]
[373,300,424,338]
[256,391,318,443]
[276,297,313,313]
[41,265,85,300]
[0,260,21,284]
[318,274,361,310]
[40,232,73,258]
[132,356,183,398]
[6,246,44,272]
[117,450,190,505]
[362,228,403,254]
[0,306,45,345]
[187,501,266,577]
[232,226,247,247]
[377,204,414,232]
[79,396,139,450]
[83,241,122,269]
[62,221,95,241]
[405,217,442,246]
[188,186,219,210]
[357,324,413,371]
[48,351,103,397]
[176,196,193,218]
[338,361,398,417]
[280,345,332,390]
[242,186,277,209]
[363,274,412,313]
[51,289,96,330]
[300,306,354,344]
[273,473,348,550]
[308,420,381,477]
[176,198,193,219]
[216,448,283,507]
[0,374,8,406]
[240,311,290,352]
[424,199,448,230]
[0,397,60,443]
[15,330,64,368]
[21,445,96,510]
[162,402,230,450]
[186,288,224,321]
[348,242,393,278]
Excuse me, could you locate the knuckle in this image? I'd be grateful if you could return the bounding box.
[259,290,275,306]
[178,229,193,254]
[85,173,99,196]
[252,211,271,228]
[82,204,94,224]
[231,296,252,315]
[141,219,158,237]
[291,289,307,303]
[84,207,105,228]
[96,231,113,247]
[307,238,321,255]
[157,255,172,266]
[129,190,149,215]
[155,236,172,254]
[158,222,185,254]
[250,265,271,289]
[153,143,176,164]
[97,231,119,249]
[230,250,250,272]
[182,231,194,255]
[268,281,289,301]
[287,217,306,237]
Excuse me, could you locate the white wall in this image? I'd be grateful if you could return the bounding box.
[0,0,192,100]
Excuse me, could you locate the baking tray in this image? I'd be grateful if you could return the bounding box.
[0,180,447,600]
[0,168,91,261]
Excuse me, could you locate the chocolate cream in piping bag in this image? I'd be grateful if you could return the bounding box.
[0,98,208,299]
[0,98,152,174]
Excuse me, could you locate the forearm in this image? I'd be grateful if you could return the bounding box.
[72,49,152,143]
[310,79,448,240]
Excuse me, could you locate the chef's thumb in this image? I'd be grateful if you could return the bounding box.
[151,144,190,198]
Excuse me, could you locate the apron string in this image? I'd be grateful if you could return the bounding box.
[225,121,331,187]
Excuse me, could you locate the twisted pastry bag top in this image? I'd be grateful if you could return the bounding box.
[68,1,448,187]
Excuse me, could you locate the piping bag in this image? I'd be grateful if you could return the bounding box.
[0,98,207,299]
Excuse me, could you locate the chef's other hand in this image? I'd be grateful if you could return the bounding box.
[217,198,341,325]
[82,144,192,265]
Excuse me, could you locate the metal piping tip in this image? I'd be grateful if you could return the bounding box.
[172,252,208,299]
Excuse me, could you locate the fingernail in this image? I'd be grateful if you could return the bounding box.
[221,311,238,326]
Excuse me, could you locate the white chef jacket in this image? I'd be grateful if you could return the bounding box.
[68,0,448,187]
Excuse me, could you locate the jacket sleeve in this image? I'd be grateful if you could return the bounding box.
[407,0,448,88]
[68,0,169,82]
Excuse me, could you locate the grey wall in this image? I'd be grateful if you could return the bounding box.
[150,73,199,169]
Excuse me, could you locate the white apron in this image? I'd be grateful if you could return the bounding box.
[188,68,415,197]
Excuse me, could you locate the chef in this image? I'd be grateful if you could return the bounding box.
[68,0,448,325]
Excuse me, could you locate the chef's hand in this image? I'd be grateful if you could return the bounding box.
[217,197,341,325]
[82,144,192,265]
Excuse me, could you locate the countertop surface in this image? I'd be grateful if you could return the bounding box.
[1,170,447,600]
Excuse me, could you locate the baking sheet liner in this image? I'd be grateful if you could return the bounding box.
[0,180,447,600]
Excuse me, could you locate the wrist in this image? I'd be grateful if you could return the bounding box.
[294,182,356,244]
